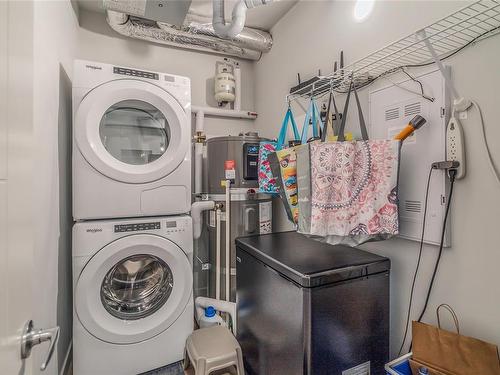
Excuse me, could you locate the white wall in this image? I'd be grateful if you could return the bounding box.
[254,0,500,357]
[32,1,79,373]
[77,9,258,138]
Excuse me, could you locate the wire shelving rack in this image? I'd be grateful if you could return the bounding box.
[287,0,500,102]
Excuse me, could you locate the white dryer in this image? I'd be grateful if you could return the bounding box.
[73,60,191,220]
[72,216,193,375]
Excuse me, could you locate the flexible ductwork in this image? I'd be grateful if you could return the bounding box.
[158,21,273,52]
[106,10,272,60]
[212,0,274,39]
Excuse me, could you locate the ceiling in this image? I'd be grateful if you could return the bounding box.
[77,0,298,31]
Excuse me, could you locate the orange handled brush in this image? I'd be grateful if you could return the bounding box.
[394,115,427,141]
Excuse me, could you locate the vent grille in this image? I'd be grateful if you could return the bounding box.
[405,200,422,213]
[404,102,421,117]
[385,107,400,121]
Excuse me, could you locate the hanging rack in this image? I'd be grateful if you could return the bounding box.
[286,0,500,103]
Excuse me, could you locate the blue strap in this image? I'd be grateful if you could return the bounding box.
[277,107,300,150]
[301,98,322,144]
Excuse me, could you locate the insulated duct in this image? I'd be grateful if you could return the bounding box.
[158,21,272,52]
[105,6,273,60]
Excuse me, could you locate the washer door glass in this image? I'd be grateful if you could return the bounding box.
[99,100,170,165]
[101,254,173,320]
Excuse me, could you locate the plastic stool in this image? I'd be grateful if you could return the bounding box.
[184,326,245,375]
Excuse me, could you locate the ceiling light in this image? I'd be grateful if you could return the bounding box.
[353,0,375,22]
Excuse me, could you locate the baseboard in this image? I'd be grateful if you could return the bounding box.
[60,341,73,375]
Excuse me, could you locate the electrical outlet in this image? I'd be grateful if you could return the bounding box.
[446,116,466,179]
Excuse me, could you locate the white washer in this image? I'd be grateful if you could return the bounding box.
[73,60,191,220]
[72,216,193,375]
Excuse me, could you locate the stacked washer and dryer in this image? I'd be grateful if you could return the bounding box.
[72,60,194,375]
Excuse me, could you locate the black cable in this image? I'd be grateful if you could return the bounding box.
[397,166,434,357]
[416,169,457,323]
[400,68,435,102]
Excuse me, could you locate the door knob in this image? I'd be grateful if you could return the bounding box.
[20,320,60,371]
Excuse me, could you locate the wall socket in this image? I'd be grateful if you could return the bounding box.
[446,116,466,179]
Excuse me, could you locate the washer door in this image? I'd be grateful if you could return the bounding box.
[75,79,189,184]
[76,234,192,344]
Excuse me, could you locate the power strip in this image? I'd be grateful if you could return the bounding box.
[446,115,466,179]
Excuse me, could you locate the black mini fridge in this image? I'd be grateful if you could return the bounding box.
[236,232,390,375]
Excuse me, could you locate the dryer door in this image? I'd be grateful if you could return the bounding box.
[75,79,189,184]
[75,234,192,344]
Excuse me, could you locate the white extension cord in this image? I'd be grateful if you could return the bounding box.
[471,100,500,186]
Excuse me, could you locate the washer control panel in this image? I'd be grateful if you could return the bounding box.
[165,219,187,234]
[114,222,161,233]
[113,66,159,80]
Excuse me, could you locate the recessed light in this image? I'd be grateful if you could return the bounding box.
[354,0,375,22]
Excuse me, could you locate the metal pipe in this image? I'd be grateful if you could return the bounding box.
[225,180,231,301]
[192,105,257,119]
[216,208,222,300]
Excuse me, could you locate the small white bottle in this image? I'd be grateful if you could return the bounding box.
[198,306,224,329]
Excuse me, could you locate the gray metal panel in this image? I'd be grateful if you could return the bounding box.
[207,198,272,301]
[144,1,192,26]
[237,248,305,375]
[236,232,390,287]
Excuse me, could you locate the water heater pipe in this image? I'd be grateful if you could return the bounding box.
[215,208,222,300]
[234,64,242,111]
[225,180,231,302]
[192,105,257,119]
[194,110,206,195]
[191,201,215,239]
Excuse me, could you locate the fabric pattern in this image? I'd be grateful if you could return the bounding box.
[258,141,279,194]
[309,139,400,238]
[269,147,300,223]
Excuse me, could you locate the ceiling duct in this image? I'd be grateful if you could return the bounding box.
[104,1,273,60]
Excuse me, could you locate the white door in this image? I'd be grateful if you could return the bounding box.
[0,1,59,373]
[74,80,189,183]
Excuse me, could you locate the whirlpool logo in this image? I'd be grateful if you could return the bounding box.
[86,228,103,233]
[85,64,102,70]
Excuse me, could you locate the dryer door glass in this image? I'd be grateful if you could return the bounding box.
[101,254,173,320]
[99,100,170,165]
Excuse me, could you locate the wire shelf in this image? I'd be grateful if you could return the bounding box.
[288,0,500,101]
